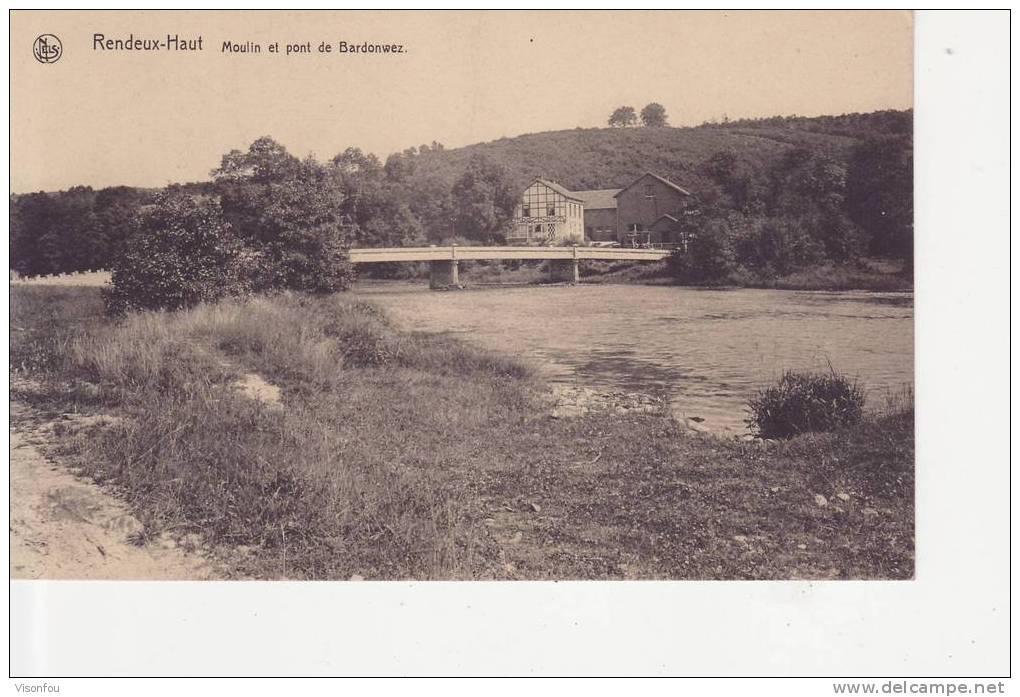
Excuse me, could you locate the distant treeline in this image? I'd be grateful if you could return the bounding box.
[9,109,912,281]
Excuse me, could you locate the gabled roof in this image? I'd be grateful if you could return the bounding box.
[571,188,622,210]
[614,172,693,198]
[653,213,680,224]
[532,178,583,202]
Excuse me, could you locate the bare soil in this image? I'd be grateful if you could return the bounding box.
[9,403,215,580]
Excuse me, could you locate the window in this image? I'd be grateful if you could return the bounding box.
[644,184,655,198]
[547,205,556,216]
[523,206,530,217]
[533,224,543,233]
[628,223,640,232]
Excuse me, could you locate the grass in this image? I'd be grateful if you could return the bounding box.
[748,369,866,439]
[10,284,914,579]
[579,258,912,291]
[438,257,911,292]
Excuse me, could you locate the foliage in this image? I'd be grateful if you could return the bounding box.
[212,137,355,294]
[716,109,912,139]
[668,217,736,284]
[608,105,638,128]
[103,193,250,314]
[748,369,866,439]
[450,155,517,243]
[731,215,827,276]
[10,110,912,280]
[11,187,98,276]
[640,102,668,127]
[846,136,913,258]
[106,138,356,313]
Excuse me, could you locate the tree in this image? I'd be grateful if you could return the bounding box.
[90,186,152,271]
[846,136,913,259]
[702,151,767,213]
[214,135,302,183]
[608,106,637,128]
[212,138,354,293]
[451,155,517,243]
[640,103,668,127]
[668,216,736,284]
[103,193,249,314]
[10,192,54,276]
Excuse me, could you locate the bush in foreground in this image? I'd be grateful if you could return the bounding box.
[748,369,865,439]
[106,138,356,315]
[103,194,253,315]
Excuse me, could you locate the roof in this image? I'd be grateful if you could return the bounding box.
[571,188,623,210]
[653,213,680,224]
[533,178,583,202]
[614,172,693,198]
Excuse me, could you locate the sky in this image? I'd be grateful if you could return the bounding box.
[10,10,913,193]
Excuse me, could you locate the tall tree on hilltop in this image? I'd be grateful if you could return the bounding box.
[640,102,668,127]
[608,106,638,128]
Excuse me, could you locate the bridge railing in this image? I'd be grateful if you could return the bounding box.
[347,245,670,264]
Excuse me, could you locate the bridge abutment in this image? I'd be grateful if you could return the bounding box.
[429,260,460,289]
[548,259,580,284]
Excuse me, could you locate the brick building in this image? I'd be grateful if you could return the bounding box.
[614,172,697,247]
[574,188,622,242]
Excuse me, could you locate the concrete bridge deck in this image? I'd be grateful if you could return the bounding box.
[349,245,670,288]
[348,245,671,264]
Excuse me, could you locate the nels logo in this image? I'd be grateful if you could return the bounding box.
[33,34,62,64]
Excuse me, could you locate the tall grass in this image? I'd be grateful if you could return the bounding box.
[747,369,866,439]
[11,285,915,580]
[29,291,536,578]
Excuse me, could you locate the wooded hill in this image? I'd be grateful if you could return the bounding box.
[10,109,912,279]
[400,109,911,195]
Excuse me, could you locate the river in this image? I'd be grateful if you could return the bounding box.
[356,282,914,435]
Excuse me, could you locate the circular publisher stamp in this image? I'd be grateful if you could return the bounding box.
[33,34,62,64]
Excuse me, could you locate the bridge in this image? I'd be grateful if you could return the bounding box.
[348,245,670,288]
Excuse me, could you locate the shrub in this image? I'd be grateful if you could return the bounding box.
[747,369,865,438]
[668,218,736,284]
[103,193,252,315]
[734,216,828,277]
[214,145,355,295]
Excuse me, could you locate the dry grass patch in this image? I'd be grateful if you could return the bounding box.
[11,285,913,580]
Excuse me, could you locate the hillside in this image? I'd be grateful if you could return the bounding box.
[405,109,911,194]
[10,109,912,278]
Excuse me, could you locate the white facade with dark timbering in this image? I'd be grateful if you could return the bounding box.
[509,179,585,245]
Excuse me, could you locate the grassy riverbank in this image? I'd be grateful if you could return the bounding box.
[580,257,912,291]
[11,285,914,579]
[440,258,912,292]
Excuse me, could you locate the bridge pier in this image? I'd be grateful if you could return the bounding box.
[548,259,580,284]
[429,259,460,289]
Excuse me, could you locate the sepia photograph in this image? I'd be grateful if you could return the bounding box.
[6,8,1010,682]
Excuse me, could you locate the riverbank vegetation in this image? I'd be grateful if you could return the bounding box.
[12,110,911,294]
[12,284,914,579]
[580,257,911,292]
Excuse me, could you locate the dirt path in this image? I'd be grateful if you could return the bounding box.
[10,408,215,580]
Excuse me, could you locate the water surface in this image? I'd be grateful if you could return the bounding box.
[357,282,914,434]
